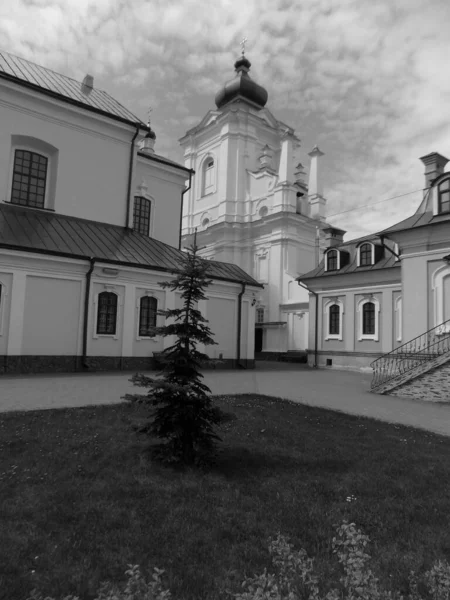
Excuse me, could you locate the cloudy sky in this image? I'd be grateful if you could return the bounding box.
[1,0,450,240]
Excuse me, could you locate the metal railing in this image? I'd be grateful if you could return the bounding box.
[370,318,450,389]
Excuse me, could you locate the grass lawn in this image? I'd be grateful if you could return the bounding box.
[1,393,450,600]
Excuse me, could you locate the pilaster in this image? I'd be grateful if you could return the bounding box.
[7,271,27,355]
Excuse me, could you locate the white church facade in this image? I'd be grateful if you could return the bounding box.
[180,51,330,359]
[0,48,262,375]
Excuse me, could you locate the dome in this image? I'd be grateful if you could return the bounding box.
[145,128,156,140]
[215,55,268,110]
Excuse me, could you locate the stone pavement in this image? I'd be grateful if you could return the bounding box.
[1,362,450,437]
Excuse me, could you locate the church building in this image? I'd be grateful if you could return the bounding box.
[0,49,262,375]
[180,48,330,359]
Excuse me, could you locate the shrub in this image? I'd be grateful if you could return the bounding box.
[26,521,450,600]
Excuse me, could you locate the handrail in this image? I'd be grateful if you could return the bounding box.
[370,318,450,389]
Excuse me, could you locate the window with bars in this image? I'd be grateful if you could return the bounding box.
[359,243,373,266]
[97,292,118,335]
[133,196,151,235]
[438,179,450,214]
[329,304,340,335]
[326,249,338,271]
[362,302,375,335]
[256,307,264,323]
[139,296,158,336]
[11,150,48,208]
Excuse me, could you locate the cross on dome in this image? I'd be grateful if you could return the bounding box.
[240,37,248,55]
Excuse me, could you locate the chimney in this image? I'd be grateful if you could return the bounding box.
[322,226,346,248]
[81,74,94,95]
[420,152,449,188]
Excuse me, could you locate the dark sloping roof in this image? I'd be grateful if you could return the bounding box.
[298,235,399,281]
[379,210,450,234]
[0,49,145,127]
[0,204,263,288]
[137,152,193,174]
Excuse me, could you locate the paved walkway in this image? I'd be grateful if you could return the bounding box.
[1,362,450,437]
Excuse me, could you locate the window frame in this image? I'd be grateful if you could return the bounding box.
[437,178,450,215]
[432,264,450,332]
[201,154,216,196]
[10,148,49,209]
[133,196,152,236]
[357,296,380,341]
[256,307,265,324]
[94,291,119,338]
[394,295,402,342]
[137,294,158,339]
[324,298,344,341]
[357,242,374,267]
[325,249,340,272]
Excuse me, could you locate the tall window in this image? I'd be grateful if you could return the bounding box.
[97,292,118,335]
[139,296,158,337]
[202,157,215,195]
[359,243,373,266]
[329,304,340,335]
[256,307,264,323]
[11,150,48,208]
[326,249,338,271]
[133,196,151,235]
[362,302,375,335]
[438,179,450,214]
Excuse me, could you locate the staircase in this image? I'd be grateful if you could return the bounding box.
[371,319,450,396]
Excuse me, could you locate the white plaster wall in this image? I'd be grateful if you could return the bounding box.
[0,272,13,354]
[22,275,82,354]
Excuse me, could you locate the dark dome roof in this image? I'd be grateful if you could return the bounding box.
[215,55,268,110]
[145,127,156,140]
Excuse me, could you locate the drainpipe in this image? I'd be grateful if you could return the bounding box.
[378,235,401,260]
[179,169,194,250]
[125,124,141,229]
[297,281,318,368]
[82,257,96,369]
[236,282,247,369]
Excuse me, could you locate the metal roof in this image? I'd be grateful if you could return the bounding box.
[0,204,262,288]
[379,210,450,234]
[0,49,145,127]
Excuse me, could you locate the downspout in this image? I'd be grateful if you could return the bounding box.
[378,235,401,260]
[236,282,247,369]
[297,281,318,368]
[179,169,193,250]
[125,124,141,229]
[82,257,96,369]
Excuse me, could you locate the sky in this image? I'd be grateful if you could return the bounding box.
[1,0,450,240]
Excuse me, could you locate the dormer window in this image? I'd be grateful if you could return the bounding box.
[358,242,374,267]
[438,178,450,214]
[202,157,215,195]
[325,249,339,271]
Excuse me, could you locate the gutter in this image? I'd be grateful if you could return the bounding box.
[179,169,194,250]
[82,257,96,369]
[125,123,141,228]
[297,280,318,368]
[236,282,247,369]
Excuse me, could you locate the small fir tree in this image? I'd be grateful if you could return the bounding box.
[123,237,233,467]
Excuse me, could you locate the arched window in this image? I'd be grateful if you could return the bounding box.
[329,304,340,335]
[11,150,48,208]
[326,249,339,271]
[96,292,118,335]
[202,218,210,227]
[358,243,373,266]
[139,296,158,337]
[133,196,151,235]
[438,179,450,214]
[202,157,215,195]
[362,302,375,335]
[256,307,264,323]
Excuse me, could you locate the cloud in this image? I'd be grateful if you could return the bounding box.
[1,0,450,240]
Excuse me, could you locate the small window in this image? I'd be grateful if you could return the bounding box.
[438,179,450,214]
[362,302,375,335]
[133,196,151,235]
[202,157,215,195]
[256,307,264,323]
[139,296,158,337]
[326,249,338,271]
[329,304,340,335]
[11,149,48,208]
[259,206,268,217]
[97,292,118,335]
[359,243,373,266]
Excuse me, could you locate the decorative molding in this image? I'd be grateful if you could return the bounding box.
[0,279,8,337]
[356,295,380,341]
[394,295,402,342]
[432,263,450,329]
[323,297,344,341]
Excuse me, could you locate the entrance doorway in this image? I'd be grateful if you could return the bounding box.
[255,327,263,352]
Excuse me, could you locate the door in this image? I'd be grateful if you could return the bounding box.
[255,327,263,352]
